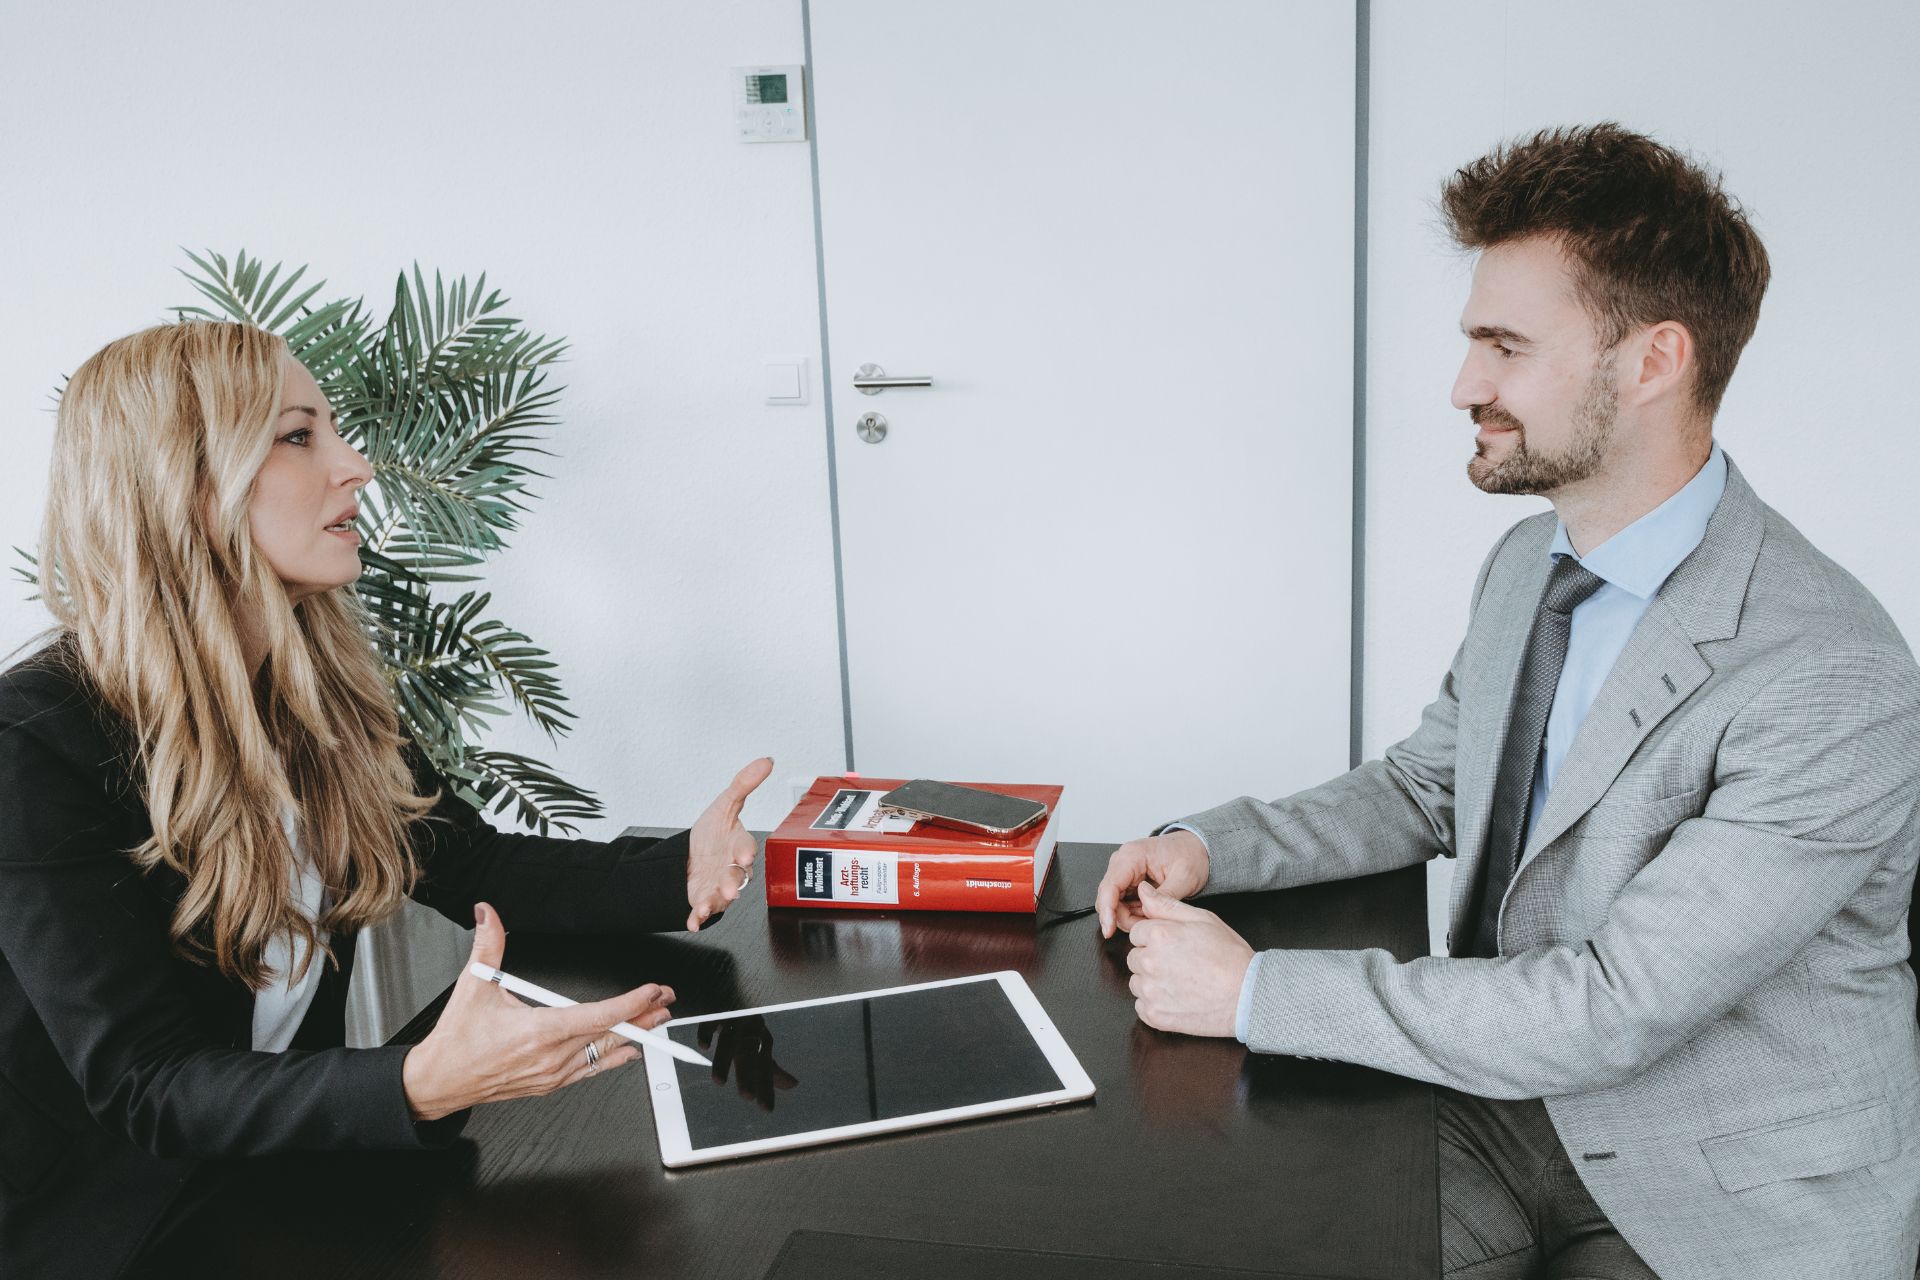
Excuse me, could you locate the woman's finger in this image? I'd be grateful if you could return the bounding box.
[700,757,774,829]
[551,984,672,1040]
[442,903,511,1014]
[565,1033,614,1082]
[561,1043,639,1090]
[594,1032,624,1071]
[469,901,507,967]
[723,757,774,812]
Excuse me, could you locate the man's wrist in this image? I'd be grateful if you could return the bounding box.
[1233,951,1265,1043]
[1159,823,1213,894]
[1160,821,1210,856]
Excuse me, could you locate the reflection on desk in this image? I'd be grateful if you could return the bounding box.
[767,906,1040,974]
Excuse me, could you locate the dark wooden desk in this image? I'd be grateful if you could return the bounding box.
[169,842,1436,1279]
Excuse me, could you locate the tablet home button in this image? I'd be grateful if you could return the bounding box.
[655,1082,672,1092]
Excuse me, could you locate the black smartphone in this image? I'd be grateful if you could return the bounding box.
[878,779,1048,838]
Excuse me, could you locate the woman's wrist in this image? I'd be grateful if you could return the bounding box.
[402,1040,459,1122]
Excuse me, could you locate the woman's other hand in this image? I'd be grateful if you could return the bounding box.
[402,903,674,1122]
[685,757,773,931]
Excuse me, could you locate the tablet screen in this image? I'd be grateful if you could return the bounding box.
[665,978,1066,1149]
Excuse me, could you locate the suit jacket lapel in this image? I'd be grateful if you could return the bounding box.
[1518,602,1709,860]
[1506,456,1766,879]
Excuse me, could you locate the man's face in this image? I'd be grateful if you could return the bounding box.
[1451,237,1619,496]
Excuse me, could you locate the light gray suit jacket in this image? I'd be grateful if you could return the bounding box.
[1181,458,1920,1279]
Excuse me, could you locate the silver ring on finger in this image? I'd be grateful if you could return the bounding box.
[729,862,752,890]
[584,1039,601,1075]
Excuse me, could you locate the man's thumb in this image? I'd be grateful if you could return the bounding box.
[1137,881,1196,920]
[469,901,506,968]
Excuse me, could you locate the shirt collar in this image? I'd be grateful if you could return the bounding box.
[1548,444,1727,600]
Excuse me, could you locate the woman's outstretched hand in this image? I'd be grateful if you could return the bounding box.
[686,757,774,931]
[401,903,674,1122]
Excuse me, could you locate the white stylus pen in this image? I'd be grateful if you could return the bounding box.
[468,963,712,1067]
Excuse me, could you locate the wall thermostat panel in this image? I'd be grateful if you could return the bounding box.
[734,65,807,143]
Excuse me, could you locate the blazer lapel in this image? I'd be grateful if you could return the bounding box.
[1517,602,1709,860]
[1505,456,1766,885]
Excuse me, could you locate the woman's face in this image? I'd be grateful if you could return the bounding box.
[248,355,372,601]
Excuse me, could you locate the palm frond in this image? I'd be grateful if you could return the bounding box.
[448,748,602,836]
[386,265,567,386]
[371,537,487,584]
[175,248,366,375]
[11,547,41,601]
[434,591,577,739]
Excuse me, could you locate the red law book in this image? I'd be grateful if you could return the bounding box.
[764,776,1065,913]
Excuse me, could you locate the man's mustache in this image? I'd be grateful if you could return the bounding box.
[1470,403,1524,432]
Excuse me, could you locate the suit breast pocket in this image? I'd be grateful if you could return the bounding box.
[1700,1098,1899,1194]
[1574,785,1709,841]
[0,1068,69,1195]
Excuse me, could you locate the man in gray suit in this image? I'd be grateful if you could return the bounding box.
[1097,124,1920,1280]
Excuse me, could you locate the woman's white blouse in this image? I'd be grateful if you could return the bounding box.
[249,809,331,1052]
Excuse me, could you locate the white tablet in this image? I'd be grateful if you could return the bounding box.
[641,971,1095,1168]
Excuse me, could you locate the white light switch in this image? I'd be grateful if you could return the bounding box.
[763,357,808,405]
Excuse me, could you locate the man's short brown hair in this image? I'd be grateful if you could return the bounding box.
[1441,123,1770,420]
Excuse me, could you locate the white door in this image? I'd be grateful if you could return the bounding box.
[811,0,1357,841]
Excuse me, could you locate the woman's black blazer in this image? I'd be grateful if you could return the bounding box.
[0,640,693,1278]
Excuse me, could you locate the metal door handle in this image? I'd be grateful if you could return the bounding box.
[853,363,933,395]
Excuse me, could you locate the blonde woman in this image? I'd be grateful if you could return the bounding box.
[0,321,770,1279]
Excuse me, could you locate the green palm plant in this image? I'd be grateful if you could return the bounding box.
[20,249,603,834]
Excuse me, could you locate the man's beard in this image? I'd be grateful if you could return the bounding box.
[1466,357,1618,496]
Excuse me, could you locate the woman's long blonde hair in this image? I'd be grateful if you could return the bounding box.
[40,321,435,987]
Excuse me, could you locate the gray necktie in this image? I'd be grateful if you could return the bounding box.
[1459,554,1608,959]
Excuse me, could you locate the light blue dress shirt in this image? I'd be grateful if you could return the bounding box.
[1225,444,1728,1042]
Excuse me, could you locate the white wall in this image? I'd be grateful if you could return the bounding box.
[1364,0,1920,950]
[0,0,845,840]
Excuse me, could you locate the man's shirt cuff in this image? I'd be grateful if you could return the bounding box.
[1234,951,1265,1043]
[1161,821,1210,854]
